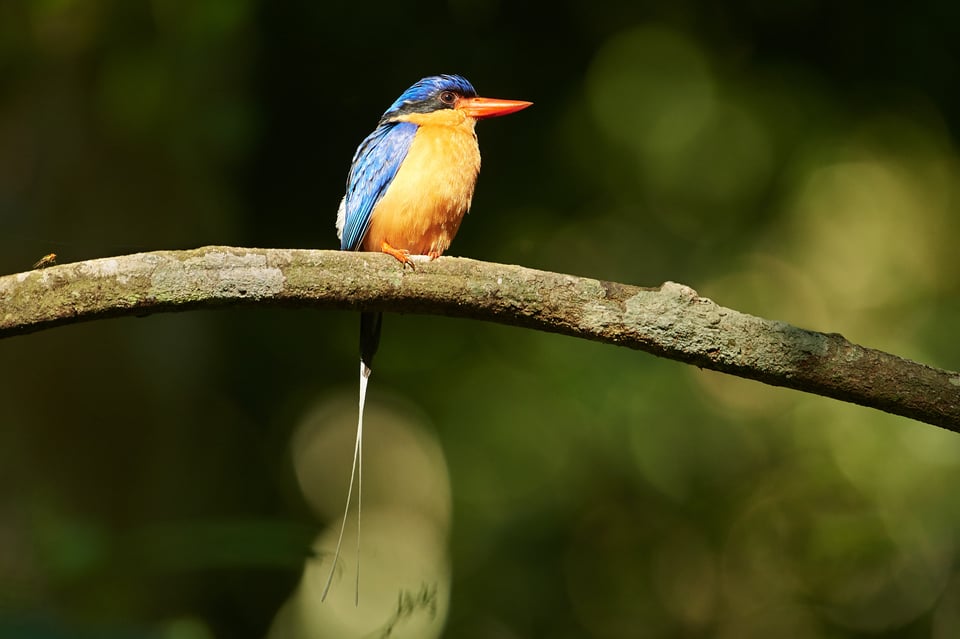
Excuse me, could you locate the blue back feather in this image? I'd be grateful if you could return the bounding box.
[340,75,477,251]
[340,121,417,250]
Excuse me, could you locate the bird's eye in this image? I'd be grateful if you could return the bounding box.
[439,91,457,105]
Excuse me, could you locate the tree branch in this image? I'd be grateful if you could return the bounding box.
[2,246,958,430]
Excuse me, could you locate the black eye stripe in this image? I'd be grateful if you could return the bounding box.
[385,87,467,120]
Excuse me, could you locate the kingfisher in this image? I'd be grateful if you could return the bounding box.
[325,74,531,603]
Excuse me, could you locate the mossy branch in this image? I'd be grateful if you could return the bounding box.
[2,246,958,430]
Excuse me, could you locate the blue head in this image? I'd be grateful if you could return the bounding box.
[381,75,478,121]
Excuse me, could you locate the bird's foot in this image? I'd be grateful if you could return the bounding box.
[427,249,443,260]
[381,241,415,269]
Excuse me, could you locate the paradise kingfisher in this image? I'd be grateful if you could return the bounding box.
[325,74,531,603]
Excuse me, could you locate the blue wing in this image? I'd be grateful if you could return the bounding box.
[340,121,418,251]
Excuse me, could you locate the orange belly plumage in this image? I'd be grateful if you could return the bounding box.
[362,113,481,258]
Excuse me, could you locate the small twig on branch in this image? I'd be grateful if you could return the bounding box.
[2,246,958,430]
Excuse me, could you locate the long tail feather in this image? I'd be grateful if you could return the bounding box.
[321,361,370,605]
[360,312,383,371]
[322,312,381,605]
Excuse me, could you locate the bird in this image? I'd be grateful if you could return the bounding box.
[325,74,531,604]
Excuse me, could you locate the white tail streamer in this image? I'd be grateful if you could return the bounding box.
[321,361,370,606]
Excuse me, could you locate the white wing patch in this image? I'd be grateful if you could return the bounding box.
[336,196,346,240]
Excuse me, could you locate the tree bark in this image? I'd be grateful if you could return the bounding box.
[2,246,958,430]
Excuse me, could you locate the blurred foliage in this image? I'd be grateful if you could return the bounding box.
[2,1,960,637]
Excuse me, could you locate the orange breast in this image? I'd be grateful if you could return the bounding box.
[362,110,481,257]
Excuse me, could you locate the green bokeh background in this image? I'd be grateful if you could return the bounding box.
[3,1,960,637]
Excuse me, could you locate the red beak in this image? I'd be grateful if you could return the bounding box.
[457,96,533,119]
